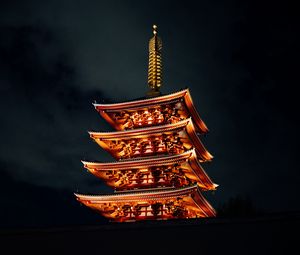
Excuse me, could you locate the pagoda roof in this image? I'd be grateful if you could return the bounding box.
[89,118,213,162]
[82,149,218,190]
[94,89,208,133]
[74,184,216,217]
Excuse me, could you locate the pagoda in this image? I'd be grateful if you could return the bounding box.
[75,25,218,222]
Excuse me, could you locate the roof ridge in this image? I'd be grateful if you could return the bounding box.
[93,88,188,107]
[89,117,191,135]
[74,183,197,198]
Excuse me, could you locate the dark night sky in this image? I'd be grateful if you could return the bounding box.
[0,0,298,228]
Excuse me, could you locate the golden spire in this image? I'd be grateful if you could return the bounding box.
[147,24,162,97]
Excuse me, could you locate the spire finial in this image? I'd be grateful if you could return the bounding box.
[153,24,157,35]
[147,24,162,97]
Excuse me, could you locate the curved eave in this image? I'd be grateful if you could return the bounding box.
[89,118,190,139]
[82,149,217,190]
[188,152,218,190]
[185,119,213,162]
[74,184,198,202]
[75,184,216,217]
[183,89,209,133]
[94,89,188,110]
[89,118,213,162]
[192,187,216,217]
[82,149,194,169]
[94,89,208,133]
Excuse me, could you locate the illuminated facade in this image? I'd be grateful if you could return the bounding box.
[75,25,218,222]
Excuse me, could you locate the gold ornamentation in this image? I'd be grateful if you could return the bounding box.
[147,25,163,97]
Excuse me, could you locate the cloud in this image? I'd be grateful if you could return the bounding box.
[0,25,113,192]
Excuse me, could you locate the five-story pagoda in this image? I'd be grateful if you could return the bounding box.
[75,25,218,222]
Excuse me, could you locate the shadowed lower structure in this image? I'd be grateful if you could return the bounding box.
[75,25,218,222]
